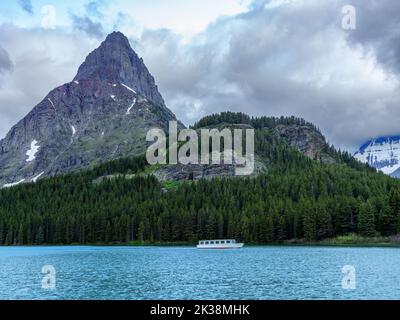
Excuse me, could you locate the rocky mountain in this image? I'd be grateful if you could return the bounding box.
[274,123,329,160]
[0,31,181,187]
[151,115,338,182]
[354,136,400,177]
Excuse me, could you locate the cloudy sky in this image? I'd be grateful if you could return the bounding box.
[0,0,399,151]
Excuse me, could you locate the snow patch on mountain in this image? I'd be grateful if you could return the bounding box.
[32,172,45,182]
[26,140,40,162]
[3,179,25,188]
[121,83,137,94]
[354,136,400,175]
[126,98,137,115]
[48,98,55,111]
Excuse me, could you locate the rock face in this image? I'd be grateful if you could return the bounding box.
[152,156,267,182]
[274,124,327,159]
[354,136,400,177]
[0,31,181,186]
[74,32,168,112]
[152,121,329,183]
[154,164,236,181]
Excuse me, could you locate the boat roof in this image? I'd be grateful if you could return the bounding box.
[199,239,236,241]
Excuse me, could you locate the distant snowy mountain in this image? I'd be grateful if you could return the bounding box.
[354,136,400,177]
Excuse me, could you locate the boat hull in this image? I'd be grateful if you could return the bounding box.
[196,243,244,249]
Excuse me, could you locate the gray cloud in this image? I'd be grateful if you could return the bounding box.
[70,1,107,39]
[17,0,33,15]
[113,12,129,31]
[346,0,400,74]
[0,25,97,140]
[133,0,400,151]
[85,1,105,18]
[0,46,13,75]
[71,15,104,39]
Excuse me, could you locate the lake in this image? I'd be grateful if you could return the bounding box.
[0,246,399,300]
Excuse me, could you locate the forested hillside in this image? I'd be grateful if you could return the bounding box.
[0,113,399,245]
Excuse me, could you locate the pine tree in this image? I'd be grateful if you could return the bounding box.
[317,206,332,240]
[378,205,396,236]
[137,221,145,243]
[357,202,376,237]
[36,226,44,245]
[303,209,316,241]
[277,215,286,241]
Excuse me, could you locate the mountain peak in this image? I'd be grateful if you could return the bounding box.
[104,31,130,44]
[74,31,165,107]
[0,31,180,187]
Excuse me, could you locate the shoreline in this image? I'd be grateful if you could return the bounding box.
[1,241,399,248]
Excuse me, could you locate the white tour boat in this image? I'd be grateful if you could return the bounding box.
[196,239,244,249]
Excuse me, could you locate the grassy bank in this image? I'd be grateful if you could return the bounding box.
[279,234,399,247]
[2,234,400,247]
[319,234,392,246]
[127,241,191,247]
[107,234,400,247]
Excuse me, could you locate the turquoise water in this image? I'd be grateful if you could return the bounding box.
[0,246,399,300]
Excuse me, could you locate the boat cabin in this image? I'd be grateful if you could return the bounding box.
[198,240,237,245]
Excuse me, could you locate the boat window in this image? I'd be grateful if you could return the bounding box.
[205,241,209,244]
[226,240,230,244]
[210,241,214,244]
[221,241,225,244]
[216,241,220,244]
[200,241,204,245]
